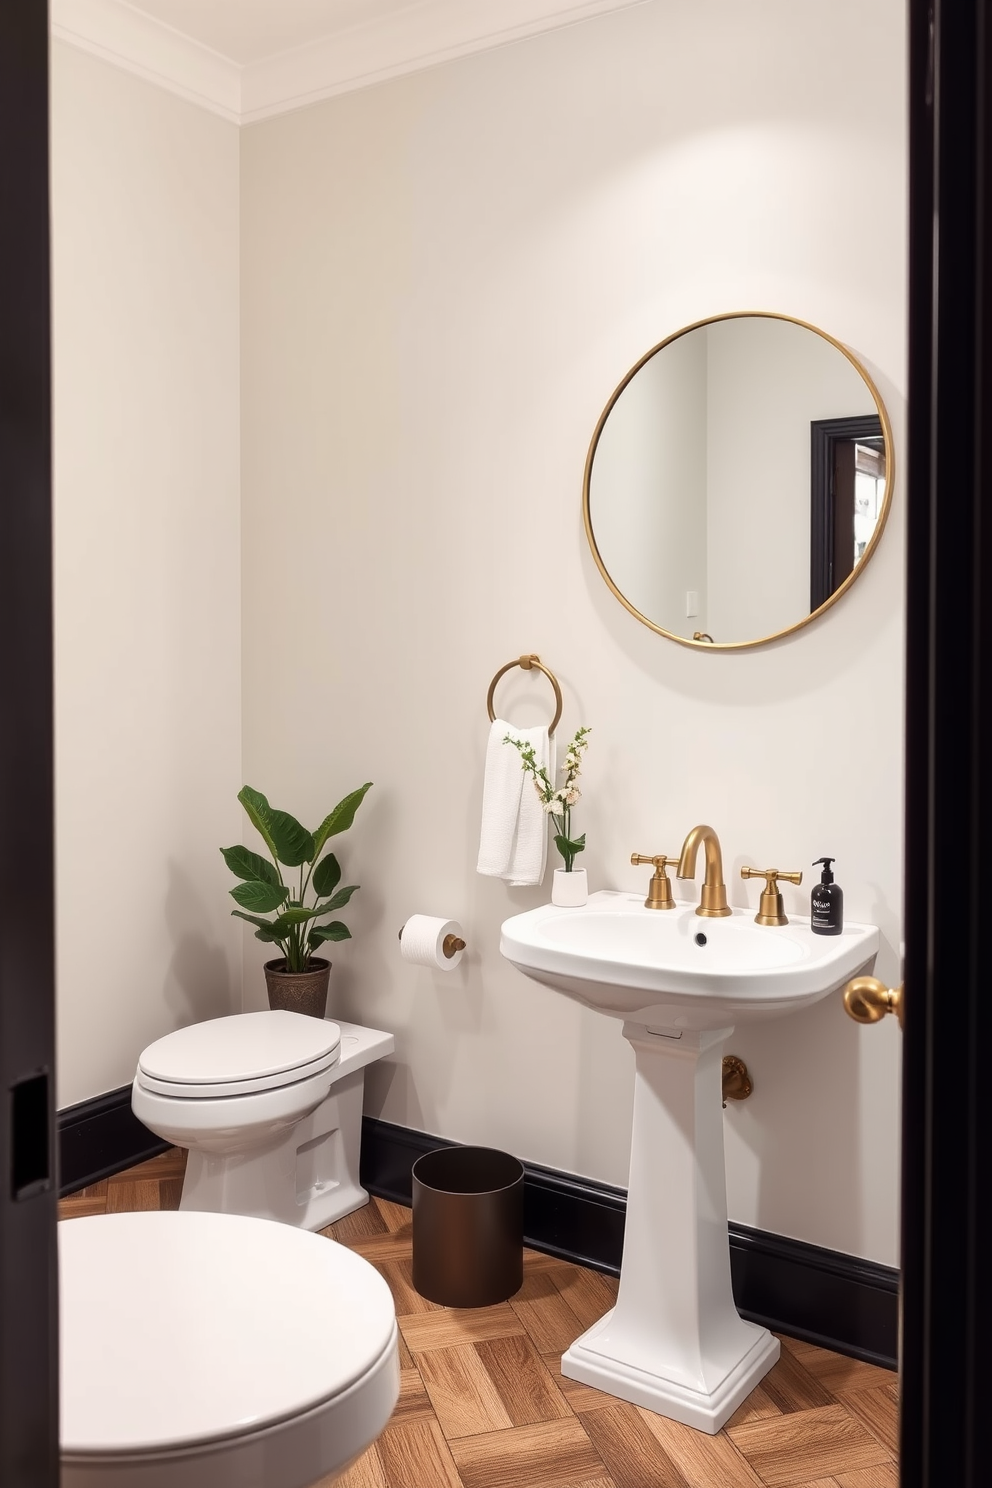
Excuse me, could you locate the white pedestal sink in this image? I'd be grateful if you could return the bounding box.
[500,891,878,1433]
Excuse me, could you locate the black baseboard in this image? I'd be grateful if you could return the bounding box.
[56,1095,899,1370]
[58,1085,167,1196]
[359,1116,899,1371]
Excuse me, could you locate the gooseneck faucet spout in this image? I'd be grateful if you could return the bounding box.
[677,824,732,918]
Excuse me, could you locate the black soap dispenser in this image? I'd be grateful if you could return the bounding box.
[811,857,843,935]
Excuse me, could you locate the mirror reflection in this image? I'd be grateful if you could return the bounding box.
[583,314,892,649]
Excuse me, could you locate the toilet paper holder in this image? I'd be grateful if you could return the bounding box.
[398,926,466,958]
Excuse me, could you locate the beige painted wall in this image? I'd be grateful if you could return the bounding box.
[241,0,907,1263]
[51,41,243,1107]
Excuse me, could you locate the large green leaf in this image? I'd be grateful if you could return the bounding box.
[231,909,284,937]
[237,786,280,863]
[311,852,341,898]
[268,809,315,868]
[270,905,323,933]
[310,783,372,860]
[314,883,358,914]
[220,845,279,885]
[308,921,352,944]
[253,924,281,943]
[230,880,288,913]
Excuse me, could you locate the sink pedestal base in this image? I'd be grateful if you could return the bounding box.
[561,1021,780,1433]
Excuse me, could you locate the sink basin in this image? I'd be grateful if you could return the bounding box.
[499,886,880,1432]
[500,889,879,1031]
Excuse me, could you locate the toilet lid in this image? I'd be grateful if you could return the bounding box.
[137,1010,341,1097]
[60,1211,397,1456]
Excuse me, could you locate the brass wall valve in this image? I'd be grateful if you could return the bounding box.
[740,866,803,926]
[722,1056,753,1107]
[630,853,678,910]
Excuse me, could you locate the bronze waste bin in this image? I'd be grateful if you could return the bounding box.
[411,1146,524,1308]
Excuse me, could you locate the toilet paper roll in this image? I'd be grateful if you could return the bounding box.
[399,916,466,970]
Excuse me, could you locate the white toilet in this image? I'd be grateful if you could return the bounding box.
[60,1209,400,1486]
[131,1010,394,1230]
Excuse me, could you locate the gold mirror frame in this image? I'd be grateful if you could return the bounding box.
[582,311,895,651]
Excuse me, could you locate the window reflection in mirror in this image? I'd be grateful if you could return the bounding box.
[584,314,892,650]
[809,415,886,612]
[855,443,886,561]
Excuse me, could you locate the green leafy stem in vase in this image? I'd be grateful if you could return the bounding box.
[504,725,590,872]
[221,782,372,973]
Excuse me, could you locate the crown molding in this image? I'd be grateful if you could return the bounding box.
[239,0,648,123]
[51,0,647,125]
[51,0,241,121]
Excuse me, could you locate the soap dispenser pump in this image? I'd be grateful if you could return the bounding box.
[811,857,843,935]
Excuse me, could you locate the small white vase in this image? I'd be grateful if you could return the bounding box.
[552,867,588,907]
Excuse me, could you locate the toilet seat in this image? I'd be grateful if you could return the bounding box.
[136,1009,341,1098]
[60,1210,399,1487]
[131,1063,339,1156]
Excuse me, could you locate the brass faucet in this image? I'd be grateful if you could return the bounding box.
[677,824,732,917]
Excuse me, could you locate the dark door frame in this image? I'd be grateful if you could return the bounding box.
[0,0,59,1483]
[900,0,992,1482]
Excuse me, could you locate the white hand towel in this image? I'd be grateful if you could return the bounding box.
[477,720,554,887]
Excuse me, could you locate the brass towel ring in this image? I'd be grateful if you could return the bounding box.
[486,654,563,736]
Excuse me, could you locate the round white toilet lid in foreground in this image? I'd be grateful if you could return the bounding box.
[138,1010,340,1088]
[60,1211,396,1456]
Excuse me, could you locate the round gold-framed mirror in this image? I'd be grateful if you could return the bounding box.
[583,312,894,650]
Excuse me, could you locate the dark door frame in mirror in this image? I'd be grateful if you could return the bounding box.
[810,414,885,611]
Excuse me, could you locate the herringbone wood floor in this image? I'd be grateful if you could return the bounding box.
[60,1150,899,1488]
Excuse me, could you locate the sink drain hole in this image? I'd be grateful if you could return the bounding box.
[694,932,708,947]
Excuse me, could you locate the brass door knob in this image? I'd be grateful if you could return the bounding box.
[842,976,903,1029]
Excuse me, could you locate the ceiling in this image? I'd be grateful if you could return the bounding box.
[51,0,647,124]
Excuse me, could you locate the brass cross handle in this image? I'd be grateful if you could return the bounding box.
[740,866,803,926]
[631,853,678,910]
[842,976,904,1029]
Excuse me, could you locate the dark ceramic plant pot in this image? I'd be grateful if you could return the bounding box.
[263,958,331,1019]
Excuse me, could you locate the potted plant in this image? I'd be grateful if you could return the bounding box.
[504,726,591,906]
[221,782,372,1018]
